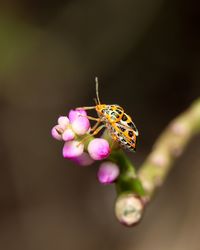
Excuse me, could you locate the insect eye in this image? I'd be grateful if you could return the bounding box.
[101,109,106,113]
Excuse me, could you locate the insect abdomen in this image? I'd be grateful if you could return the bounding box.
[107,123,137,152]
[120,113,138,136]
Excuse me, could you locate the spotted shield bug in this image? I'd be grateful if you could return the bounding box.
[78,78,139,152]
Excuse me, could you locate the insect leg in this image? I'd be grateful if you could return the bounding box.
[77,106,96,110]
[77,125,105,146]
[90,120,101,132]
[78,114,100,121]
[86,116,100,121]
[90,124,105,136]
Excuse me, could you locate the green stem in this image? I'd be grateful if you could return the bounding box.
[110,150,145,196]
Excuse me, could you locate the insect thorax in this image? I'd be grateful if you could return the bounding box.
[96,104,124,122]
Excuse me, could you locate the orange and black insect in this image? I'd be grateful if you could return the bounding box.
[78,78,139,152]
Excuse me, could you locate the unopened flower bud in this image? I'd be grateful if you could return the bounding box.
[57,116,69,129]
[72,152,94,166]
[62,128,75,141]
[51,125,64,141]
[88,138,110,160]
[69,109,90,135]
[62,140,84,158]
[97,161,119,184]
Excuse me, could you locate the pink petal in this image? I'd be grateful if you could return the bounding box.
[62,128,75,141]
[88,138,110,160]
[69,109,90,135]
[51,125,63,141]
[72,152,94,166]
[97,161,120,184]
[69,109,87,122]
[57,116,69,129]
[62,140,84,158]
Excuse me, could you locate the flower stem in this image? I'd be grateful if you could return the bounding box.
[110,150,145,196]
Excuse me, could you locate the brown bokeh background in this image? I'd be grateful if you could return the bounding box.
[0,0,200,249]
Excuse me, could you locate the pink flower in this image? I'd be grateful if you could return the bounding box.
[69,109,90,135]
[62,128,75,141]
[58,116,69,128]
[51,125,64,141]
[52,110,111,165]
[62,140,84,158]
[52,116,70,141]
[97,161,120,184]
[72,152,94,166]
[88,138,110,160]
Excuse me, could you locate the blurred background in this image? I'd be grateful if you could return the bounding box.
[0,0,200,249]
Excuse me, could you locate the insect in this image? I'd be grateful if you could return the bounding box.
[78,77,139,152]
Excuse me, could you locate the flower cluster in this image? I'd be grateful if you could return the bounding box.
[51,109,120,184]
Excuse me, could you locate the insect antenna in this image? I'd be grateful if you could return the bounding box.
[95,77,101,105]
[93,98,98,105]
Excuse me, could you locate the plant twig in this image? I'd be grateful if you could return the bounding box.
[115,98,200,226]
[139,98,200,199]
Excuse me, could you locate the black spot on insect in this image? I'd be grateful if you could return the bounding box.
[127,122,134,128]
[122,114,127,121]
[128,131,133,137]
[116,109,122,114]
[127,122,137,131]
[119,127,125,132]
[102,109,106,114]
[111,111,115,115]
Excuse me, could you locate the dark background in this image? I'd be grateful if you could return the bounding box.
[0,0,200,249]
